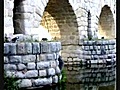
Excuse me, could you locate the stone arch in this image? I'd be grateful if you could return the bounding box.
[40,0,79,61]
[98,5,115,39]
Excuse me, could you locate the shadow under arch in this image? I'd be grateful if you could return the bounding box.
[40,0,79,61]
[98,5,115,39]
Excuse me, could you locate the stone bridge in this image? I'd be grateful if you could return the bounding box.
[4,0,116,63]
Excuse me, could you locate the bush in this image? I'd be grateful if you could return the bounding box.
[4,72,20,90]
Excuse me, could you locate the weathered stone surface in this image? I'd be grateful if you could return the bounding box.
[15,72,25,78]
[4,64,17,71]
[34,77,52,86]
[25,43,32,54]
[40,42,49,53]
[52,75,58,83]
[21,55,36,63]
[27,62,36,70]
[39,70,47,77]
[48,68,55,76]
[9,56,21,64]
[18,79,32,88]
[9,43,17,54]
[4,43,9,54]
[17,63,26,70]
[50,42,57,52]
[37,61,50,69]
[46,54,54,60]
[17,43,25,54]
[25,70,38,78]
[39,54,46,61]
[50,60,57,68]
[32,42,40,54]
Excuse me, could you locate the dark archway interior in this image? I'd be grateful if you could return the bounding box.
[98,5,115,39]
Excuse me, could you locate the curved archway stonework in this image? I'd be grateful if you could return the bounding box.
[40,0,80,62]
[98,5,115,39]
[4,0,116,64]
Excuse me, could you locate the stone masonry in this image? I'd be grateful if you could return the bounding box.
[4,0,116,65]
[4,41,62,88]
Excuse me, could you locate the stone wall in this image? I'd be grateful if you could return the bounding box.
[66,39,116,65]
[4,0,116,65]
[4,41,62,88]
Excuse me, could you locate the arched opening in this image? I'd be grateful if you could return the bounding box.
[40,0,79,61]
[98,5,115,39]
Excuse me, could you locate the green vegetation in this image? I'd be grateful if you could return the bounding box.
[4,72,20,90]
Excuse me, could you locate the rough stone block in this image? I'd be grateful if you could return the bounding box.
[15,71,25,78]
[39,54,46,61]
[17,63,26,70]
[27,62,36,70]
[37,61,50,69]
[4,43,9,54]
[84,46,89,50]
[4,64,17,71]
[97,50,101,55]
[34,77,52,86]
[50,42,57,52]
[4,56,9,63]
[48,68,55,76]
[50,61,57,68]
[17,43,26,54]
[89,46,93,50]
[39,70,47,77]
[46,54,54,60]
[52,75,58,83]
[21,55,36,63]
[18,79,32,88]
[32,42,40,54]
[9,43,17,54]
[40,42,49,53]
[25,70,38,78]
[25,43,32,54]
[9,56,21,64]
